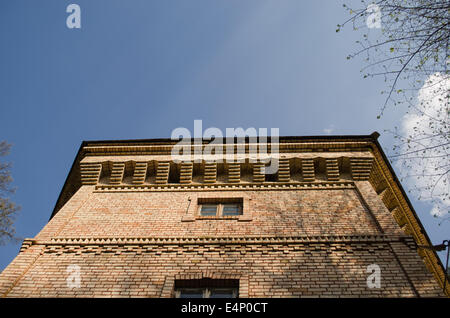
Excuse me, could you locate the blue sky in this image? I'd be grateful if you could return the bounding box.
[0,0,448,270]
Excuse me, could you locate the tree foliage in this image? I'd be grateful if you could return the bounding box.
[338,1,449,220]
[0,141,20,245]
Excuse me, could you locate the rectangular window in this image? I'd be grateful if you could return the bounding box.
[198,201,242,217]
[174,279,239,298]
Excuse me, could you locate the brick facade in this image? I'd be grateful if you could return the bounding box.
[0,135,447,297]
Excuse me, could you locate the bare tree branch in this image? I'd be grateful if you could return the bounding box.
[339,0,450,219]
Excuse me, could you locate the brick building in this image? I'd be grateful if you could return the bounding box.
[0,134,448,297]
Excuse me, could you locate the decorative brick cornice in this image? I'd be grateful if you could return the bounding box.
[325,158,340,181]
[132,162,147,185]
[204,162,217,183]
[227,163,240,183]
[93,181,355,192]
[109,162,125,184]
[301,158,315,182]
[277,158,290,182]
[80,163,101,185]
[369,146,450,296]
[81,156,378,187]
[179,162,193,184]
[155,161,170,184]
[82,141,374,156]
[19,234,414,250]
[350,158,374,181]
[252,161,264,183]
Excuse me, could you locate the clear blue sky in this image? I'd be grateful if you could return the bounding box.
[0,0,448,271]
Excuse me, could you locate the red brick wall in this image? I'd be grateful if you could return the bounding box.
[38,187,383,239]
[2,239,442,297]
[0,183,444,297]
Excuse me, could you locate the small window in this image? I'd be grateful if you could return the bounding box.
[198,201,242,217]
[175,279,239,298]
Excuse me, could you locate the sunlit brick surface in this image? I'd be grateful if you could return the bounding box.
[0,137,446,297]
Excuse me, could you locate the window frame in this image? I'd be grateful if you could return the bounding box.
[174,287,238,298]
[174,279,239,298]
[198,202,243,218]
[181,196,252,222]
